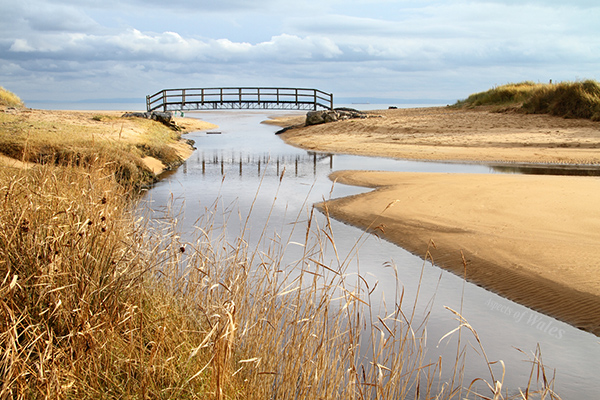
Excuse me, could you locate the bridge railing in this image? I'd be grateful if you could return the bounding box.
[146,87,333,112]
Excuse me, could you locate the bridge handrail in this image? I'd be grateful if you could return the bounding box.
[146,87,333,112]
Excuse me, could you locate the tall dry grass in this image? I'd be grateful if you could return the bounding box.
[0,161,232,398]
[522,80,600,120]
[0,161,561,399]
[455,79,600,121]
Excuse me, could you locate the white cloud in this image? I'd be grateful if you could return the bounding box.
[9,39,36,53]
[6,29,343,65]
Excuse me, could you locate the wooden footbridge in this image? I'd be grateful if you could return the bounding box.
[146,87,333,112]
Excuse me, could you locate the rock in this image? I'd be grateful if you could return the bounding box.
[150,111,173,126]
[306,110,328,126]
[337,109,367,120]
[334,107,360,113]
[122,112,147,118]
[122,111,180,130]
[304,108,368,126]
[322,111,339,123]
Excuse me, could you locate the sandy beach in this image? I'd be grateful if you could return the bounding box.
[278,107,600,164]
[277,107,600,335]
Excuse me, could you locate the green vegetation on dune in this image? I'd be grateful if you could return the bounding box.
[0,86,25,108]
[455,80,600,121]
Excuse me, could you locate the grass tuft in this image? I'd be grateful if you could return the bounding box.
[455,79,600,121]
[0,86,25,108]
[0,164,215,398]
[455,82,544,108]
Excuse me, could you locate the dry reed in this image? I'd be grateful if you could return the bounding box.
[0,160,562,399]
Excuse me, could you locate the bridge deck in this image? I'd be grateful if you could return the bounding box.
[146,87,333,112]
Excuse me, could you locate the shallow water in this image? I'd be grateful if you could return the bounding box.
[144,110,600,398]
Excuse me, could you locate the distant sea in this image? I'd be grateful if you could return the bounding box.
[336,103,449,111]
[25,100,147,112]
[24,101,450,113]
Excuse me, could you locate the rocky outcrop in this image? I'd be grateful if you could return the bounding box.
[305,108,367,126]
[122,111,181,130]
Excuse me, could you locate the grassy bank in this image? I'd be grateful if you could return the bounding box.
[454,80,600,121]
[0,87,205,187]
[1,89,560,399]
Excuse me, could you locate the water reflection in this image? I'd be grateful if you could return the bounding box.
[192,151,334,177]
[492,163,600,176]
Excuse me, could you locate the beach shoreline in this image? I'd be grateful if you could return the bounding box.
[277,106,600,165]
[276,106,600,335]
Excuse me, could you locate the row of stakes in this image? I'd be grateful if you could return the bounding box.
[182,152,335,177]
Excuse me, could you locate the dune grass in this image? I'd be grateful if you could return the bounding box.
[0,159,562,399]
[0,87,25,108]
[455,80,600,121]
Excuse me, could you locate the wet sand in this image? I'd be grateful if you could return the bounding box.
[277,107,600,335]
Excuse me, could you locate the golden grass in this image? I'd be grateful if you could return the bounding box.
[0,110,188,186]
[0,161,562,399]
[455,82,544,107]
[0,87,25,108]
[455,80,600,121]
[0,164,211,398]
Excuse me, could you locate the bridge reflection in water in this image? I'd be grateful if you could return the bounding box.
[182,151,335,178]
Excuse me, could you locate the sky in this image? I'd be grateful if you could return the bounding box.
[1,0,599,107]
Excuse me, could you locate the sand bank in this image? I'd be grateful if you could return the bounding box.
[278,107,600,165]
[321,171,600,335]
[277,107,600,334]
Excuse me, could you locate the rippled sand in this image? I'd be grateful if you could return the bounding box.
[277,107,600,335]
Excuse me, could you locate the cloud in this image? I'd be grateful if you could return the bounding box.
[482,0,599,7]
[6,29,343,64]
[1,0,598,104]
[41,0,278,12]
[9,39,36,53]
[0,1,99,33]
